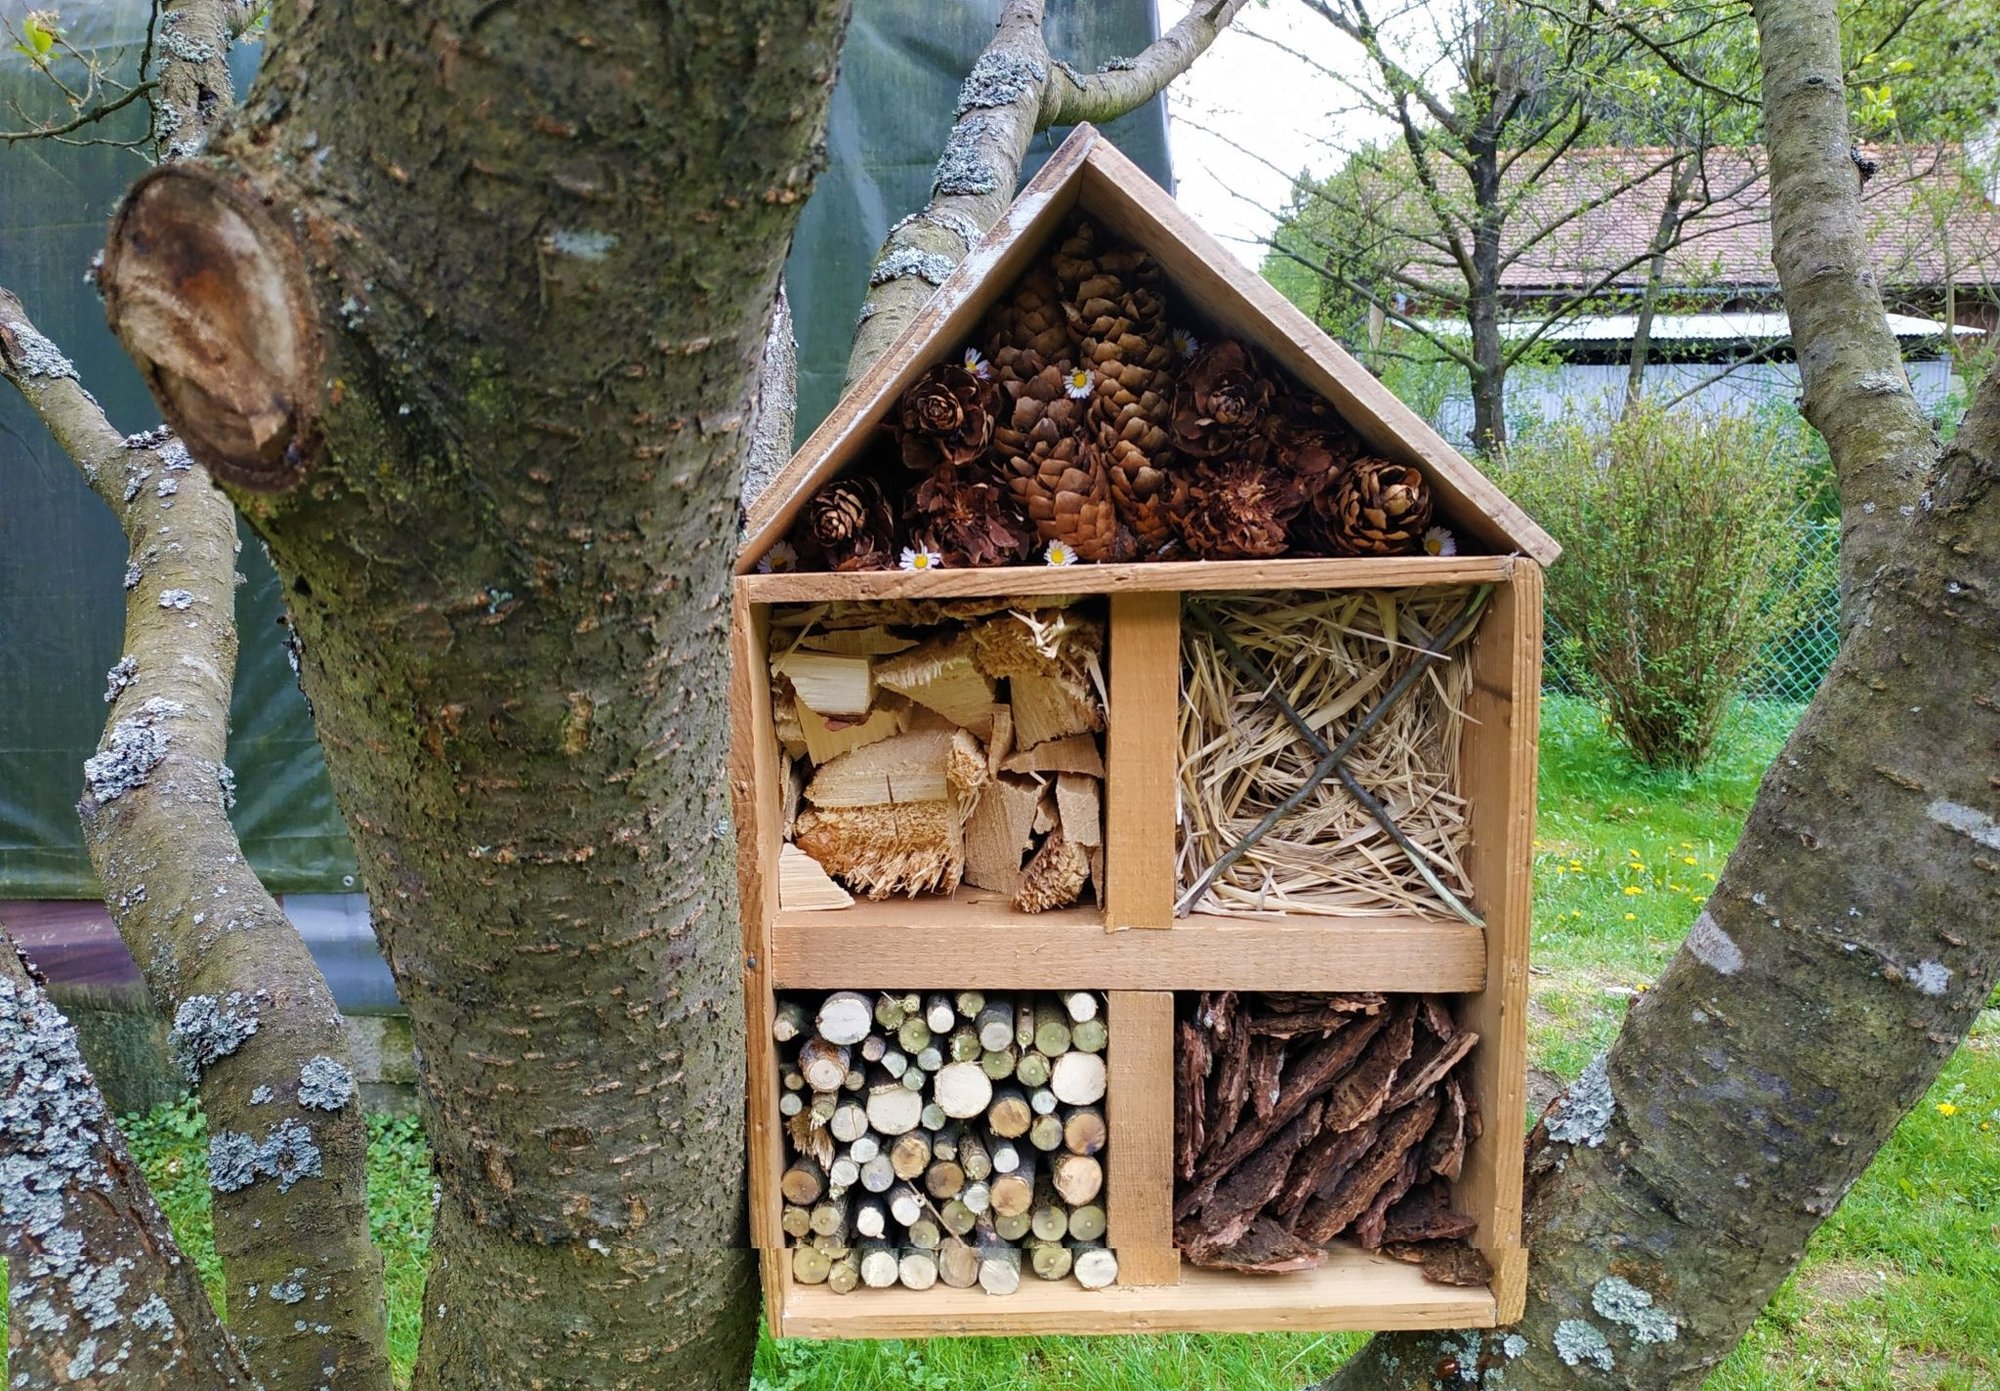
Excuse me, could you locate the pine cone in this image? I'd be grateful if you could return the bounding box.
[794,474,897,571]
[983,265,1075,384]
[1314,457,1434,556]
[896,361,999,472]
[1178,459,1301,560]
[1268,392,1364,504]
[906,464,1035,568]
[994,362,1133,562]
[1051,221,1181,557]
[1171,339,1273,462]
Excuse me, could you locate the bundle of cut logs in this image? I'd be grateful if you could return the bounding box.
[775,988,1118,1294]
[1174,991,1490,1287]
[772,601,1106,912]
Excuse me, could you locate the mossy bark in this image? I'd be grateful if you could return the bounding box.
[100,3,851,1387]
[1317,0,2000,1386]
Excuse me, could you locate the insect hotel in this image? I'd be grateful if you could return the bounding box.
[729,125,1557,1339]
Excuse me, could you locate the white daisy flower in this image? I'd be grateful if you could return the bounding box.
[1043,540,1078,567]
[962,347,993,380]
[899,545,944,571]
[1423,526,1458,557]
[1064,367,1094,400]
[755,540,799,574]
[1171,328,1200,360]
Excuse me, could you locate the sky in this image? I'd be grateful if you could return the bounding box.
[1154,1,1390,268]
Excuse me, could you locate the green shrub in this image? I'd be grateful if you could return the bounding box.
[1498,402,1818,770]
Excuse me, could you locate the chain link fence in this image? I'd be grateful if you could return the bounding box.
[1543,517,1841,707]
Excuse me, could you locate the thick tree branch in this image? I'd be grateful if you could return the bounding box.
[0,288,392,1391]
[845,0,1249,384]
[2,931,255,1390]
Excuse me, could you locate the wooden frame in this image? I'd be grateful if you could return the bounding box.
[733,560,1541,1338]
[730,121,1547,1340]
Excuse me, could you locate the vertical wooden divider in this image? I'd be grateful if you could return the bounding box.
[729,588,789,1322]
[1107,990,1181,1285]
[1104,591,1181,931]
[1455,566,1542,1321]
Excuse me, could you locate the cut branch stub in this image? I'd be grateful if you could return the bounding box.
[102,163,322,492]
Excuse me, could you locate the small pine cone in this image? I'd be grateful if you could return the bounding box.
[983,265,1076,384]
[1268,392,1365,504]
[896,361,999,471]
[1178,459,1302,561]
[1108,454,1187,558]
[795,474,897,571]
[1314,457,1435,556]
[907,464,1035,568]
[993,362,1132,561]
[1171,340,1274,461]
[1053,222,1176,513]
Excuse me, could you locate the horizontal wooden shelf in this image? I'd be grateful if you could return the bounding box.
[769,902,1486,992]
[740,554,1515,604]
[774,1247,1498,1339]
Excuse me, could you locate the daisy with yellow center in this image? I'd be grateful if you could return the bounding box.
[1423,526,1457,557]
[1171,328,1200,359]
[1064,367,1094,400]
[962,347,992,380]
[755,540,799,574]
[898,545,944,572]
[1043,539,1078,566]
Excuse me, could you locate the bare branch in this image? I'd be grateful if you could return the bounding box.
[1045,0,1251,126]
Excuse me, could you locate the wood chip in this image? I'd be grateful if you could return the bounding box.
[1179,1215,1328,1273]
[1000,734,1106,776]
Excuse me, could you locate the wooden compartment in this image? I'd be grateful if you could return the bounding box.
[730,123,1550,1339]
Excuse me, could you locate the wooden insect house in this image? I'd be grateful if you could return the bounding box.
[730,124,1558,1339]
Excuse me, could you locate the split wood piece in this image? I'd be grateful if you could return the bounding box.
[875,634,998,732]
[964,774,1041,895]
[773,650,874,719]
[986,705,1016,776]
[782,755,807,839]
[1071,1244,1119,1289]
[793,799,966,900]
[1055,773,1103,849]
[804,726,986,808]
[772,843,852,919]
[798,700,910,766]
[796,626,917,656]
[815,991,874,1045]
[1016,825,1090,912]
[999,734,1105,777]
[774,688,810,760]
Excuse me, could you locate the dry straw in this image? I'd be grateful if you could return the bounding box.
[1177,587,1482,918]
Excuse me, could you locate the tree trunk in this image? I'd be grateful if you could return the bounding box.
[101,3,851,1387]
[1467,147,1507,456]
[1623,157,1696,415]
[1316,0,2000,1384]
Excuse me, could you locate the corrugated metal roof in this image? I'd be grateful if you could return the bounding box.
[1411,311,1980,343]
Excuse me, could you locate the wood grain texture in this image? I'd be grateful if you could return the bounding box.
[737,131,1096,570]
[739,554,1515,603]
[770,908,1486,992]
[1453,565,1541,1321]
[774,1247,1496,1338]
[1106,991,1179,1285]
[1105,594,1181,931]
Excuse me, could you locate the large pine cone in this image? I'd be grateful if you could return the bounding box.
[1052,221,1181,557]
[1268,392,1364,504]
[1171,339,1274,462]
[794,474,897,571]
[1178,459,1302,560]
[906,464,1035,568]
[994,362,1132,562]
[1313,457,1434,556]
[983,264,1076,384]
[897,362,999,471]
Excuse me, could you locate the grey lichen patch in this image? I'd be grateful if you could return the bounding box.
[270,1269,308,1304]
[217,762,237,811]
[1501,1333,1528,1359]
[1593,1275,1679,1344]
[169,991,260,1082]
[933,115,1001,197]
[124,563,144,590]
[104,655,139,703]
[159,588,195,610]
[297,1054,357,1111]
[124,425,173,450]
[1554,1318,1615,1370]
[83,697,183,803]
[871,245,958,288]
[250,1084,274,1105]
[546,228,619,260]
[158,439,193,471]
[955,50,1047,113]
[1546,1052,1615,1147]
[132,1292,175,1336]
[1928,797,2000,849]
[2,316,78,379]
[157,9,216,63]
[209,1116,323,1193]
[1908,959,1952,996]
[1686,910,1745,975]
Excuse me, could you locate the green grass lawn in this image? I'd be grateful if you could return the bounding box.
[97,695,2000,1389]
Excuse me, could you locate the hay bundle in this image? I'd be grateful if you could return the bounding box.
[1177,588,1479,918]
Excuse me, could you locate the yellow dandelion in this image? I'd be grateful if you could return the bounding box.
[1682,856,1698,866]
[1623,885,1645,896]
[1936,1102,1959,1117]
[1624,912,1637,921]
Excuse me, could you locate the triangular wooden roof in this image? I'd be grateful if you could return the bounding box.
[740,124,1559,573]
